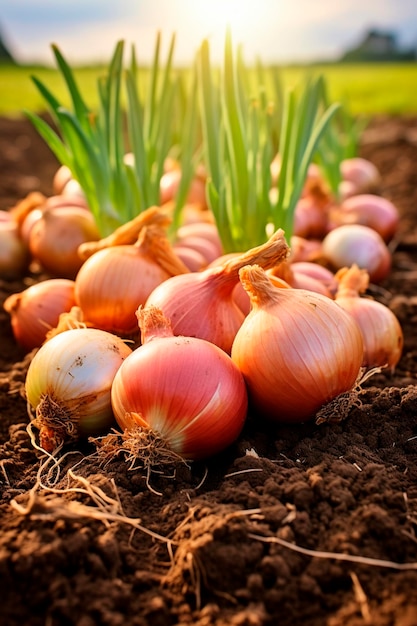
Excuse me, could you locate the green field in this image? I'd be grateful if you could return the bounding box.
[1,62,416,117]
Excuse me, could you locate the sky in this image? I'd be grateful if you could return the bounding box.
[1,0,417,66]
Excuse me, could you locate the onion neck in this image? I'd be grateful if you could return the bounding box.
[137,305,175,343]
[239,264,283,308]
[335,263,369,299]
[136,225,191,276]
[78,205,171,260]
[212,228,290,288]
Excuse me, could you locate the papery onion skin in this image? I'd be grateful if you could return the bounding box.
[111,307,248,460]
[25,327,132,451]
[334,265,403,371]
[4,278,76,352]
[231,265,363,423]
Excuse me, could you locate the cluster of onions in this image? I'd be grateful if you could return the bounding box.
[231,264,364,423]
[334,264,403,371]
[75,221,190,336]
[25,326,133,452]
[269,148,397,288]
[6,189,97,280]
[111,305,248,461]
[4,278,76,352]
[145,229,290,354]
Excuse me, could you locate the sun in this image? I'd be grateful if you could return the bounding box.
[186,0,258,42]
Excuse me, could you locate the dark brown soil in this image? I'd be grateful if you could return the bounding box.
[1,114,417,626]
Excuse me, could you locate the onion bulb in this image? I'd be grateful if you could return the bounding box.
[75,225,190,336]
[145,229,290,354]
[231,264,363,423]
[330,194,399,243]
[321,224,391,284]
[334,264,403,371]
[0,217,30,280]
[111,305,248,460]
[340,157,381,195]
[28,205,100,279]
[4,278,76,352]
[25,328,132,451]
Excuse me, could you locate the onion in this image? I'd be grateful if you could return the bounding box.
[145,229,290,354]
[53,165,73,195]
[111,305,248,460]
[288,236,324,263]
[0,218,30,280]
[4,278,76,352]
[75,225,190,336]
[340,157,381,195]
[321,224,392,284]
[175,221,223,262]
[160,167,208,210]
[334,264,403,371]
[268,262,333,298]
[290,262,338,297]
[28,205,100,279]
[330,194,400,243]
[231,264,363,423]
[293,193,330,240]
[171,244,207,271]
[25,327,133,451]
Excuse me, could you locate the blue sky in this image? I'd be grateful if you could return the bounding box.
[1,0,416,65]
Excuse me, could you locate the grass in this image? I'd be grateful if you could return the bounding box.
[1,61,416,118]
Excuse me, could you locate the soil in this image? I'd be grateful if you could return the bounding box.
[1,113,417,626]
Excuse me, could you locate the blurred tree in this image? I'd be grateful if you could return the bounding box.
[341,28,416,62]
[0,26,16,64]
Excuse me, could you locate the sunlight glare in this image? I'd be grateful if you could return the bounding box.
[187,0,259,42]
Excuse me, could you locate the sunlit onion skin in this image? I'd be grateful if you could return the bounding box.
[334,264,403,371]
[25,328,132,451]
[145,229,290,354]
[321,224,392,284]
[75,225,190,336]
[4,278,76,352]
[28,205,100,279]
[231,265,363,423]
[111,306,248,460]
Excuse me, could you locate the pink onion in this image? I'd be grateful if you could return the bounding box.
[111,305,248,460]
